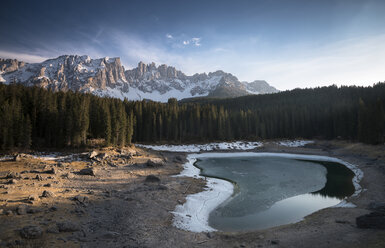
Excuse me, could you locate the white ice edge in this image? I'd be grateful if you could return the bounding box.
[172,152,363,233]
[277,140,315,147]
[136,141,263,152]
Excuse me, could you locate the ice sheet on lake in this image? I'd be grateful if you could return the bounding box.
[137,141,263,152]
[172,152,363,233]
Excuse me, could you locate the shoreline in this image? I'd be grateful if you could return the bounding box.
[171,151,364,233]
[1,140,384,247]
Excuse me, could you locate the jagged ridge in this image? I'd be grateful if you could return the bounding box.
[0,55,279,102]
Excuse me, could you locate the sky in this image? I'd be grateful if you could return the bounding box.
[1,0,385,90]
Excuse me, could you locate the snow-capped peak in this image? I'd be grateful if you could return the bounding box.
[0,55,278,102]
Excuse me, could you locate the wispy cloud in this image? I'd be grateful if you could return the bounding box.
[182,37,201,47]
[191,37,201,46]
[166,33,173,39]
[2,29,384,91]
[0,50,48,63]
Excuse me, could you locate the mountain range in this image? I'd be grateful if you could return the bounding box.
[0,55,278,102]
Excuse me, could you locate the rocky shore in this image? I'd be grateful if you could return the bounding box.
[0,141,384,248]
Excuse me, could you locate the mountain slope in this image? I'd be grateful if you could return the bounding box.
[0,55,279,101]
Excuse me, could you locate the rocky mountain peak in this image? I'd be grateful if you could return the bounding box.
[0,55,279,102]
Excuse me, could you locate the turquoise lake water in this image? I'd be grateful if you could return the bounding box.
[195,156,355,231]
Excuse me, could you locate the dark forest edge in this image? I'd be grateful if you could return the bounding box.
[0,82,384,151]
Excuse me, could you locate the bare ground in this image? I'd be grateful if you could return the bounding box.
[0,141,384,248]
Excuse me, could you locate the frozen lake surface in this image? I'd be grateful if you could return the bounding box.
[196,156,355,231]
[172,153,360,232]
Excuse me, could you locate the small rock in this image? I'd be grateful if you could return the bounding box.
[6,210,13,216]
[88,151,98,159]
[16,205,28,215]
[271,240,280,245]
[78,168,96,176]
[35,175,43,181]
[158,185,168,190]
[73,195,89,204]
[14,154,23,161]
[50,206,58,211]
[45,168,56,174]
[6,172,21,179]
[57,221,81,232]
[19,225,43,239]
[7,179,17,184]
[41,190,55,198]
[0,209,4,215]
[356,212,385,229]
[43,183,52,187]
[257,234,264,240]
[28,195,38,202]
[146,158,165,167]
[145,175,160,183]
[206,232,214,239]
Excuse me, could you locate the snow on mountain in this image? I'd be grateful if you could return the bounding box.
[0,55,279,101]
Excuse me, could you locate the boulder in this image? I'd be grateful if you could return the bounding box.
[14,154,33,161]
[16,205,28,215]
[78,168,96,176]
[145,175,160,183]
[28,195,39,202]
[7,179,18,184]
[356,212,385,229]
[5,172,21,179]
[56,221,81,232]
[44,168,56,174]
[19,225,43,239]
[73,195,89,205]
[41,190,55,198]
[88,151,98,159]
[35,175,43,181]
[146,158,165,167]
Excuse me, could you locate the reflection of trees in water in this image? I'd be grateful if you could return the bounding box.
[302,160,356,199]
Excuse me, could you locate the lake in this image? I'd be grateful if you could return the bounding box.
[195,156,355,232]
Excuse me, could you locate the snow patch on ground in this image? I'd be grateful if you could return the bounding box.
[277,140,314,147]
[172,155,234,232]
[0,155,14,161]
[172,152,363,233]
[137,141,263,152]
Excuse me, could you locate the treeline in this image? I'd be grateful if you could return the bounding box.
[0,84,133,149]
[0,83,384,150]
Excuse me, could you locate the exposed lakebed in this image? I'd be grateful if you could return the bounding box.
[173,153,362,232]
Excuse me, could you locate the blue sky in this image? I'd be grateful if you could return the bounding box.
[1,0,385,90]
